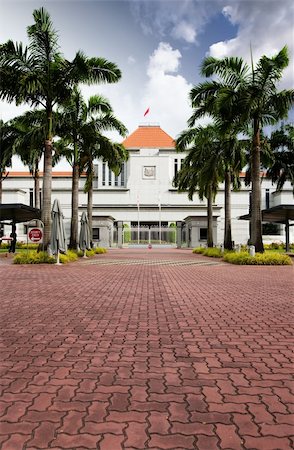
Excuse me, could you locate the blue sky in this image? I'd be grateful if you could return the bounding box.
[1,0,293,150]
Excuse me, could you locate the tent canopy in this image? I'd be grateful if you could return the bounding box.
[239,205,294,224]
[0,203,41,223]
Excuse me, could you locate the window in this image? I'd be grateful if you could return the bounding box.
[262,223,280,235]
[174,159,178,177]
[200,228,208,240]
[93,164,99,189]
[102,163,106,186]
[121,163,125,186]
[265,189,270,209]
[29,188,34,207]
[92,228,100,240]
[101,162,126,187]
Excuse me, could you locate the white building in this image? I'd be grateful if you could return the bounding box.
[1,124,293,247]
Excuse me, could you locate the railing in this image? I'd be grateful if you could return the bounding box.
[122,225,176,246]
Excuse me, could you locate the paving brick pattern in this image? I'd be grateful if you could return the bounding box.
[0,248,293,449]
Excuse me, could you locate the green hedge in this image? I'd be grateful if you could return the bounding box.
[223,251,292,265]
[16,242,39,249]
[94,247,107,254]
[203,248,223,258]
[13,251,55,264]
[192,247,206,254]
[76,247,107,257]
[193,247,292,265]
[192,247,223,258]
[12,246,107,265]
[1,242,39,250]
[59,250,78,264]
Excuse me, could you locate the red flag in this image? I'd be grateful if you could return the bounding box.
[144,107,150,117]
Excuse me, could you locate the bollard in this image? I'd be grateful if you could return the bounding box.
[249,245,255,257]
[220,243,224,254]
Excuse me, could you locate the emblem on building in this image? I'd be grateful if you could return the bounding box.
[143,166,156,179]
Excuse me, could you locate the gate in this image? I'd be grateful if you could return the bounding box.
[123,225,176,247]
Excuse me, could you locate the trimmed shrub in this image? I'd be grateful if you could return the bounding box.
[1,242,40,250]
[0,242,10,249]
[169,223,176,243]
[59,253,70,264]
[192,247,223,258]
[203,247,223,258]
[16,242,39,249]
[192,247,206,254]
[264,243,283,250]
[76,247,106,257]
[94,247,107,254]
[223,251,292,265]
[59,250,78,264]
[13,251,55,264]
[123,224,131,243]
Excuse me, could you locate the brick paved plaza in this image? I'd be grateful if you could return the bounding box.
[0,248,293,449]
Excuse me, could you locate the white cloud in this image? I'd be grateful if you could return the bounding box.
[172,20,197,43]
[127,55,136,65]
[130,0,209,44]
[209,0,294,89]
[0,102,29,123]
[142,42,193,138]
[81,42,195,143]
[147,42,182,77]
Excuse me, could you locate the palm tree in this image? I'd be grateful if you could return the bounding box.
[0,7,122,248]
[267,123,294,192]
[0,120,13,203]
[175,125,221,247]
[175,124,246,249]
[191,47,294,252]
[5,110,50,209]
[56,88,128,248]
[81,133,128,245]
[221,135,246,250]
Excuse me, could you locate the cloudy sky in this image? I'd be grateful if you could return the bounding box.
[1,0,293,168]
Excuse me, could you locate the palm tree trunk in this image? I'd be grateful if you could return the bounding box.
[251,119,264,253]
[34,159,40,210]
[224,170,233,250]
[41,139,52,249]
[87,186,93,246]
[0,175,3,204]
[207,187,213,247]
[69,163,79,249]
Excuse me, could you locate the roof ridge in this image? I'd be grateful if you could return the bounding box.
[122,125,175,149]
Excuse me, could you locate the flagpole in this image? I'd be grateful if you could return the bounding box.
[159,192,161,245]
[137,193,140,245]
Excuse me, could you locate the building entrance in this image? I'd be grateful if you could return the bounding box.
[122,222,176,247]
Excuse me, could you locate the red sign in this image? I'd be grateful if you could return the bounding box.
[28,228,43,243]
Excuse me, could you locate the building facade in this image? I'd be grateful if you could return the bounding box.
[1,125,293,247]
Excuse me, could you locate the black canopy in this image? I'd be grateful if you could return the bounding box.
[239,204,294,252]
[0,204,41,223]
[239,205,294,224]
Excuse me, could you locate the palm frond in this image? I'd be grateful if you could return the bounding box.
[201,56,249,81]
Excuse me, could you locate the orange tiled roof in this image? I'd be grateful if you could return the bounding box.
[122,125,175,149]
[5,171,86,177]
